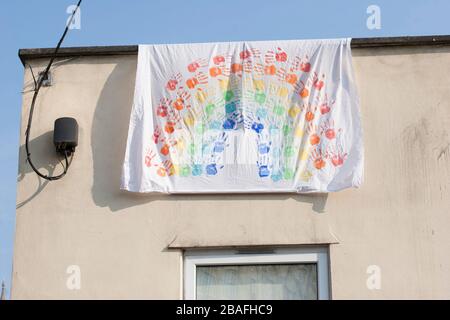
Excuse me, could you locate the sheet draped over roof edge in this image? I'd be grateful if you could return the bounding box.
[121,38,363,193]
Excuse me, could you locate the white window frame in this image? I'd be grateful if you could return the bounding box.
[183,247,330,300]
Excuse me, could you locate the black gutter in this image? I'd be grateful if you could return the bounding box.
[18,35,450,66]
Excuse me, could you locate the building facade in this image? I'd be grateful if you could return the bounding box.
[13,36,450,299]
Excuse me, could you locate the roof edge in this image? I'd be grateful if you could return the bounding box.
[18,35,450,65]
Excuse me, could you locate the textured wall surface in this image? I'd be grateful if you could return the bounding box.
[13,45,450,299]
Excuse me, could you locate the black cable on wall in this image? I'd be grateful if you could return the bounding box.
[25,0,82,181]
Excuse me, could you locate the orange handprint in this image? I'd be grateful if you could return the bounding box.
[311,148,326,170]
[157,160,175,177]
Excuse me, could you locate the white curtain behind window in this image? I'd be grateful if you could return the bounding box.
[196,264,317,300]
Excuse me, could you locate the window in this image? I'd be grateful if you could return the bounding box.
[184,247,329,300]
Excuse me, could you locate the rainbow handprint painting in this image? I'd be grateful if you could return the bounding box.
[121,38,363,193]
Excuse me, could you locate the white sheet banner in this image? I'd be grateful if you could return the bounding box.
[121,38,363,193]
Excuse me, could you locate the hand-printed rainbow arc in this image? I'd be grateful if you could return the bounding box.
[148,47,348,180]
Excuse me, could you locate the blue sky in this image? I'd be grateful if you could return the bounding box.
[0,0,449,299]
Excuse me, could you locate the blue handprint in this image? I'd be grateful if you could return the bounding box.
[206,164,218,175]
[213,132,228,153]
[223,110,243,130]
[192,164,202,176]
[251,122,264,134]
[223,118,236,130]
[244,112,265,134]
[258,141,271,154]
[225,101,237,114]
[270,170,283,182]
[256,139,271,178]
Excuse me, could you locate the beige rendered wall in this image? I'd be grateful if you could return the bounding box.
[12,45,450,299]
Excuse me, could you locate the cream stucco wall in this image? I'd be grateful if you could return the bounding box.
[12,45,450,299]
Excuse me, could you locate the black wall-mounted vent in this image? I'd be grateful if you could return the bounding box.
[53,117,78,156]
